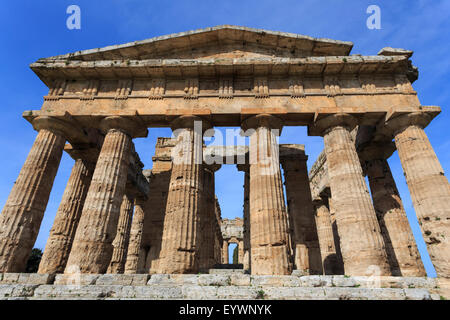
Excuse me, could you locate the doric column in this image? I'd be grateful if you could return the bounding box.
[38,149,97,274]
[155,116,210,274]
[214,197,223,266]
[238,240,244,264]
[222,240,229,264]
[327,197,345,273]
[237,164,251,271]
[0,117,69,272]
[124,197,146,274]
[310,114,391,276]
[281,149,322,275]
[242,114,292,275]
[198,164,221,271]
[65,116,147,274]
[384,112,450,277]
[107,193,135,274]
[360,142,426,276]
[313,197,341,275]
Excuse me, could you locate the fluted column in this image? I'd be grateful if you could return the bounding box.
[198,164,220,271]
[38,153,96,274]
[222,240,229,264]
[0,117,68,272]
[107,193,134,274]
[124,197,146,274]
[361,143,425,276]
[385,112,450,277]
[155,116,210,274]
[327,197,344,273]
[238,240,244,264]
[311,114,391,276]
[281,154,322,275]
[237,164,251,271]
[242,114,292,275]
[65,116,147,274]
[313,197,341,275]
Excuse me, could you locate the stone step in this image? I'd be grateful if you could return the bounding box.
[0,284,439,300]
[208,269,246,274]
[0,273,447,300]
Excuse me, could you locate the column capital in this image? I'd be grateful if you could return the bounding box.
[280,157,306,172]
[381,112,433,138]
[99,116,148,138]
[241,114,283,132]
[237,164,249,173]
[312,195,328,208]
[358,141,396,162]
[64,144,99,164]
[204,164,221,173]
[32,116,86,143]
[309,113,358,136]
[170,115,212,132]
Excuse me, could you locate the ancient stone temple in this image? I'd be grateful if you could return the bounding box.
[0,26,449,300]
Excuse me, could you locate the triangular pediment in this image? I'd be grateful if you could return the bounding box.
[38,25,353,62]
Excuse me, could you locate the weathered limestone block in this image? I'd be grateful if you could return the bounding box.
[313,198,342,275]
[0,273,54,285]
[385,113,450,278]
[95,274,149,286]
[242,114,292,275]
[361,144,425,277]
[107,193,134,274]
[0,117,68,272]
[124,197,146,274]
[66,116,146,273]
[155,116,209,273]
[281,150,322,275]
[38,156,95,274]
[311,114,391,276]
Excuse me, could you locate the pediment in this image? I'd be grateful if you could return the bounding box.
[38,25,353,62]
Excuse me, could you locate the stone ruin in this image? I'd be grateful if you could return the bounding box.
[0,26,449,299]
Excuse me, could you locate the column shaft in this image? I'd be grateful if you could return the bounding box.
[65,129,132,273]
[323,125,390,275]
[238,240,244,264]
[155,121,205,274]
[242,169,251,270]
[366,158,426,276]
[38,157,94,274]
[246,117,291,275]
[394,124,450,277]
[107,193,134,274]
[198,166,218,271]
[124,198,146,274]
[222,240,229,264]
[282,158,322,274]
[314,199,341,275]
[0,129,65,272]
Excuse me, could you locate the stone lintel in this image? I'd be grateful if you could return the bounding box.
[221,218,244,240]
[23,106,439,130]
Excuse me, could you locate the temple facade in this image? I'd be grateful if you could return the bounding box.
[0,26,448,280]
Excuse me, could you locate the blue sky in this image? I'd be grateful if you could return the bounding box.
[0,0,448,275]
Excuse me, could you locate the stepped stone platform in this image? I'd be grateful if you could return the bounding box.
[0,271,448,300]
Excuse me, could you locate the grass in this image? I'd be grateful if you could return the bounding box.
[256,289,266,300]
